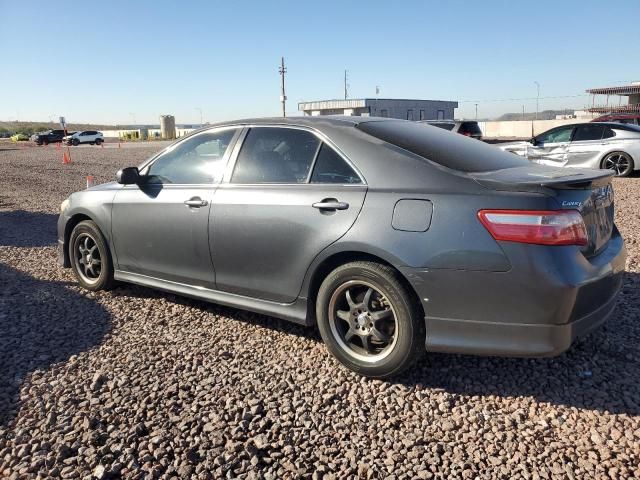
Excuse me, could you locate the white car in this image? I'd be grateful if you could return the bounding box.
[497,122,640,177]
[64,130,104,146]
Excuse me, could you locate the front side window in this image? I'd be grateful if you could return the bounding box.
[146,129,237,184]
[310,144,361,184]
[231,127,320,184]
[572,124,604,142]
[536,126,573,144]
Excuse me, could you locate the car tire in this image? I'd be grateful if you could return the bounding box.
[601,151,634,177]
[72,138,80,146]
[43,139,49,145]
[95,138,103,145]
[316,261,425,378]
[69,220,115,291]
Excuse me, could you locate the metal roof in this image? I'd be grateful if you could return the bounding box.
[586,84,640,95]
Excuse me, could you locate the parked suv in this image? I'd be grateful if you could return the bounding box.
[592,113,640,126]
[33,129,67,145]
[64,131,104,146]
[421,120,483,140]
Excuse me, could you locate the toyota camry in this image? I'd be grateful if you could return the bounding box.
[58,117,626,377]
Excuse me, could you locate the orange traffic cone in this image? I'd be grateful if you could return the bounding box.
[62,151,71,164]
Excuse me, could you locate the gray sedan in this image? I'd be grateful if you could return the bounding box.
[498,122,640,177]
[58,117,626,377]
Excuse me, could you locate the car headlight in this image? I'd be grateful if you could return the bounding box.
[60,198,70,213]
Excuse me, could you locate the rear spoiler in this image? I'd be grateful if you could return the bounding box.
[469,166,613,193]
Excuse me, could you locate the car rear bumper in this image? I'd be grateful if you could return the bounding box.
[400,229,626,357]
[423,279,621,356]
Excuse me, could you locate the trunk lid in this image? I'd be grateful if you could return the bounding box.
[470,165,615,257]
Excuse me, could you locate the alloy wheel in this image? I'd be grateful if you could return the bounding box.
[328,280,398,363]
[603,153,632,176]
[72,233,102,284]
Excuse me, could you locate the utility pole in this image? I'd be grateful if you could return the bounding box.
[475,103,478,120]
[344,70,349,100]
[534,81,540,120]
[195,107,203,125]
[522,105,525,121]
[279,57,287,118]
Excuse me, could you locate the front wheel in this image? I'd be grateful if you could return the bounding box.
[69,220,114,291]
[316,261,425,378]
[602,152,634,177]
[72,138,80,146]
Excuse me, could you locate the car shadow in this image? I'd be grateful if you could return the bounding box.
[0,263,111,426]
[111,271,640,416]
[0,210,58,247]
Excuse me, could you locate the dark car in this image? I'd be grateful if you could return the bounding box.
[592,113,640,126]
[33,129,67,145]
[421,120,483,140]
[57,117,625,377]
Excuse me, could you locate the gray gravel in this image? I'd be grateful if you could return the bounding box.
[1,142,639,479]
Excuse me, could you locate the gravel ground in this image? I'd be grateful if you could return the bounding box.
[1,143,639,479]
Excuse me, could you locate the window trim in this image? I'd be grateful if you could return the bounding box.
[135,126,242,187]
[223,124,366,186]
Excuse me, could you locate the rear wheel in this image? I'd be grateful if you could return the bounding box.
[69,220,114,291]
[316,261,424,378]
[602,152,634,177]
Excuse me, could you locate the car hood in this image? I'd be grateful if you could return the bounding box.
[86,181,120,192]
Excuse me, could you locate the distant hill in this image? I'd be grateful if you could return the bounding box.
[0,121,120,136]
[496,110,574,121]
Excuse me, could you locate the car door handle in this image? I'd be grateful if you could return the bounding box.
[184,197,208,208]
[312,199,349,211]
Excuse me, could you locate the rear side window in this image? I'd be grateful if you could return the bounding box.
[357,120,528,172]
[602,127,616,139]
[310,144,361,184]
[572,124,604,142]
[232,127,320,183]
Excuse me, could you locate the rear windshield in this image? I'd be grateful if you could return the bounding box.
[458,122,482,135]
[357,120,528,172]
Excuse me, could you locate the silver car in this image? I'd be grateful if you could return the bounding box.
[498,122,640,177]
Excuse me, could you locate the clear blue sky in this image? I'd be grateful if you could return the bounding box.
[1,0,639,124]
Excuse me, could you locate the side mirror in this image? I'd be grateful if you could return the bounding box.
[530,137,538,146]
[116,167,140,185]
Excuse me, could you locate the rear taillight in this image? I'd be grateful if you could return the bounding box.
[478,210,588,246]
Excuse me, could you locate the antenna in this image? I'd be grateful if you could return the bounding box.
[279,57,287,118]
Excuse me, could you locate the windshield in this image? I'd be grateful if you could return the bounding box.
[357,120,528,172]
